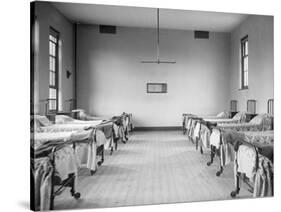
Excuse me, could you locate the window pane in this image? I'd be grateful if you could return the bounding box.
[49,99,56,110]
[49,88,56,99]
[49,41,52,55]
[245,41,248,55]
[49,57,54,71]
[245,71,248,86]
[50,35,57,43]
[244,57,248,71]
[52,72,56,86]
[53,59,56,72]
[53,43,56,56]
[243,71,248,87]
[50,72,53,86]
[49,57,52,70]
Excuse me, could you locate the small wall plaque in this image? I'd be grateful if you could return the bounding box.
[147,83,167,93]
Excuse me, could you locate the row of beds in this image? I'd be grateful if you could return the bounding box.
[182,99,274,198]
[30,110,133,211]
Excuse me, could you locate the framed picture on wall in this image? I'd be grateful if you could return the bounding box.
[147,83,167,93]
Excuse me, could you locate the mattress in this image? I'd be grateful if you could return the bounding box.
[32,130,93,151]
[242,130,274,145]
[68,119,104,125]
[41,123,95,132]
[204,118,239,124]
[218,122,259,131]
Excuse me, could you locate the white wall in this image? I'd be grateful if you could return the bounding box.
[76,25,231,127]
[33,2,75,114]
[229,15,274,113]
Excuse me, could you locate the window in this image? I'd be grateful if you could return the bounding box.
[147,83,167,93]
[48,28,59,112]
[240,35,248,89]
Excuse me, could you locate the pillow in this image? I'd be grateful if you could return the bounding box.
[34,115,52,126]
[78,110,87,120]
[232,112,246,122]
[217,112,229,118]
[250,114,272,129]
[232,112,242,120]
[55,115,74,124]
[249,114,264,125]
[30,118,42,132]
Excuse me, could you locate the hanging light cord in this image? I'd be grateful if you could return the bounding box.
[141,8,176,64]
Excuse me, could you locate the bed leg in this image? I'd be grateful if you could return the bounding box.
[124,127,129,141]
[110,146,113,155]
[216,150,224,176]
[195,138,198,150]
[97,145,104,166]
[49,152,56,210]
[191,136,194,144]
[101,146,104,163]
[207,145,215,166]
[69,174,81,200]
[183,122,186,134]
[115,138,118,150]
[231,174,240,197]
[50,174,55,210]
[216,166,224,177]
[200,146,203,154]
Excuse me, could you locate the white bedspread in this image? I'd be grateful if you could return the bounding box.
[41,123,95,132]
[204,118,239,124]
[65,119,103,125]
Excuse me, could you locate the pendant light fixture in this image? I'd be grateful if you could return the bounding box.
[141,8,176,64]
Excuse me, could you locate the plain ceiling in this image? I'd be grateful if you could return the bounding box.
[52,2,249,32]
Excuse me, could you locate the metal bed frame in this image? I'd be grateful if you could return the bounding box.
[31,140,84,210]
[207,99,258,177]
[49,143,81,210]
[268,99,274,115]
[185,116,216,155]
[31,126,105,210]
[230,100,238,112]
[230,139,273,198]
[268,99,274,130]
[230,100,238,118]
[206,126,224,176]
[247,99,257,114]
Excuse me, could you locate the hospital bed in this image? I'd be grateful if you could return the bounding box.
[31,119,101,210]
[207,99,274,176]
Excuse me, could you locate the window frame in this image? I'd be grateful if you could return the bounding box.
[240,35,249,90]
[48,27,59,113]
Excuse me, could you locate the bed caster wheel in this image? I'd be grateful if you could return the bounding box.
[230,191,237,198]
[216,171,221,177]
[74,192,81,199]
[207,162,212,166]
[97,161,102,166]
[90,170,96,175]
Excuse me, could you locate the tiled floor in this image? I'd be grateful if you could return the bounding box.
[55,130,251,210]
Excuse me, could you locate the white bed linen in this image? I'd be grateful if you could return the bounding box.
[33,129,103,173]
[41,123,96,132]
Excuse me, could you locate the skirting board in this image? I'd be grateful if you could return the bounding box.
[134,126,182,131]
